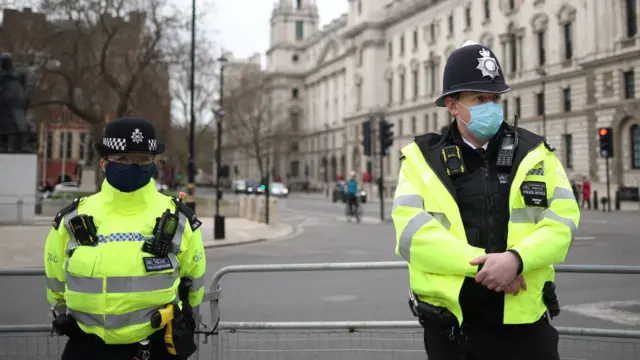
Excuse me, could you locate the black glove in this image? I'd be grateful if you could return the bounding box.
[52,314,82,337]
[181,306,196,333]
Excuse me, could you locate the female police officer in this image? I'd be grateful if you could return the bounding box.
[392,41,580,359]
[44,117,206,360]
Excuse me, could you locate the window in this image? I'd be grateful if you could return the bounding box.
[563,134,573,169]
[509,35,517,72]
[632,124,640,169]
[430,64,436,94]
[357,0,362,14]
[398,119,404,136]
[412,69,419,100]
[536,92,545,116]
[563,23,573,60]
[484,0,490,20]
[400,35,405,55]
[411,116,417,134]
[503,99,509,120]
[59,132,72,159]
[563,87,572,112]
[624,70,636,99]
[46,132,53,160]
[627,0,638,38]
[292,88,299,99]
[508,0,515,10]
[465,6,471,28]
[356,83,362,109]
[430,23,435,42]
[79,132,88,161]
[290,161,300,177]
[515,96,521,116]
[387,78,393,105]
[295,21,304,40]
[296,0,301,9]
[537,31,546,65]
[413,29,418,49]
[448,15,454,35]
[399,73,406,102]
[388,41,393,59]
[424,114,430,132]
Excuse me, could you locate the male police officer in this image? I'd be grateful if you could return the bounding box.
[44,117,206,360]
[392,41,580,360]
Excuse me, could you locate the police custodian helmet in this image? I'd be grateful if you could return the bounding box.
[93,117,166,157]
[435,40,511,107]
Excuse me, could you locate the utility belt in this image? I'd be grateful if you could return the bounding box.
[408,281,560,341]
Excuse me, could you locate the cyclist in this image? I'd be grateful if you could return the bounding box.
[344,171,360,220]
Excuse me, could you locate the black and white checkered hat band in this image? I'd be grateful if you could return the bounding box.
[103,137,127,151]
[149,139,157,151]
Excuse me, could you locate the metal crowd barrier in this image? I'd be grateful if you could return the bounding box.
[1,263,640,359]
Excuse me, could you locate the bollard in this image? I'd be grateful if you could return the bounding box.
[593,190,598,210]
[615,190,621,211]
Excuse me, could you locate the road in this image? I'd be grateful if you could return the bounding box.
[0,195,639,359]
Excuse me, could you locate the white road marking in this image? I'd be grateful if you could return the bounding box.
[562,300,640,326]
[574,236,595,240]
[321,295,359,302]
[582,219,608,224]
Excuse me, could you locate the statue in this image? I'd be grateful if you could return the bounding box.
[0,52,35,153]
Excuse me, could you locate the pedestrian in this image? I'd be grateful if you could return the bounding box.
[582,178,591,209]
[391,40,580,360]
[44,117,206,360]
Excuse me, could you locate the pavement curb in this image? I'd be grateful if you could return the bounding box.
[203,223,295,249]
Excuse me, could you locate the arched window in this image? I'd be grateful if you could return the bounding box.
[632,124,640,169]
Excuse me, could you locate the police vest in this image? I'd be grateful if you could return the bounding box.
[52,194,201,345]
[393,140,579,326]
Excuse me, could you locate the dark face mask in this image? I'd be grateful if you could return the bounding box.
[105,161,157,193]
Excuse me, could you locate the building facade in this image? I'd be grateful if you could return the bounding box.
[243,0,640,196]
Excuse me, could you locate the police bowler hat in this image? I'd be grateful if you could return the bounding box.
[93,117,165,157]
[435,41,511,107]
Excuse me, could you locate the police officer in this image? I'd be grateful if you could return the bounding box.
[44,117,206,360]
[392,41,580,360]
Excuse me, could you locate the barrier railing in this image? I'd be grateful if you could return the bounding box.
[2,263,640,359]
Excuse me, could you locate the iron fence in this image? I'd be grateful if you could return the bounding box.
[1,262,640,359]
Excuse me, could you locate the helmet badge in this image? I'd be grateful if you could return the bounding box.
[476,48,500,79]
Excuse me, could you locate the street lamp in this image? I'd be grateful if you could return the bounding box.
[536,67,547,138]
[186,0,198,211]
[214,55,227,240]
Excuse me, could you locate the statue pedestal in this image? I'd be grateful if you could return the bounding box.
[0,153,37,225]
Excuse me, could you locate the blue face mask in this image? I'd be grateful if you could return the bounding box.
[105,162,157,193]
[457,101,504,141]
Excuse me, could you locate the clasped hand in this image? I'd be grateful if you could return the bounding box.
[470,252,527,295]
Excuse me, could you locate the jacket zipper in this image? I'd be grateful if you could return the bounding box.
[483,157,497,252]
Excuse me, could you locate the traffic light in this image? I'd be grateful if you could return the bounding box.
[379,118,394,156]
[598,127,613,158]
[362,119,372,156]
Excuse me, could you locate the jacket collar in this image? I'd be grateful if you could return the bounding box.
[100,178,158,213]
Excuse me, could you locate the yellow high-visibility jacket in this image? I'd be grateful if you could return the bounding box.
[392,134,580,326]
[44,179,206,344]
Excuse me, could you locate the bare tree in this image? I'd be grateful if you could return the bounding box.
[224,70,288,180]
[165,27,219,176]
[7,0,188,188]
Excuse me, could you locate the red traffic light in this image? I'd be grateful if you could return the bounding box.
[599,128,609,136]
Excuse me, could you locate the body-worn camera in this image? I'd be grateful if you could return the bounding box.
[441,145,465,177]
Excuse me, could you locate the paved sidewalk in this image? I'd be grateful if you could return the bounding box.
[0,217,293,269]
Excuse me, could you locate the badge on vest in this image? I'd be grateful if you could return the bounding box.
[143,257,174,272]
[521,181,548,207]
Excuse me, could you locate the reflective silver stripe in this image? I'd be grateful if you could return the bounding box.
[185,275,205,290]
[398,212,433,262]
[63,209,80,255]
[510,208,577,236]
[550,187,576,202]
[430,212,451,230]
[171,213,188,253]
[46,277,66,293]
[69,305,165,329]
[66,273,103,294]
[393,194,423,211]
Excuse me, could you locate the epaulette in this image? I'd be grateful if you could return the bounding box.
[52,197,82,230]
[171,198,202,231]
[544,139,555,152]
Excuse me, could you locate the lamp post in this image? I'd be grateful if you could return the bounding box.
[186,0,197,211]
[214,55,227,240]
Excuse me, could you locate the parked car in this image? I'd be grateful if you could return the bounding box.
[269,182,289,197]
[233,180,247,194]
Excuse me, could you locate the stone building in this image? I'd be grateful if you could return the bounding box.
[232,0,640,197]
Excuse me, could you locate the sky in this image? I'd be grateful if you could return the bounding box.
[210,0,348,63]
